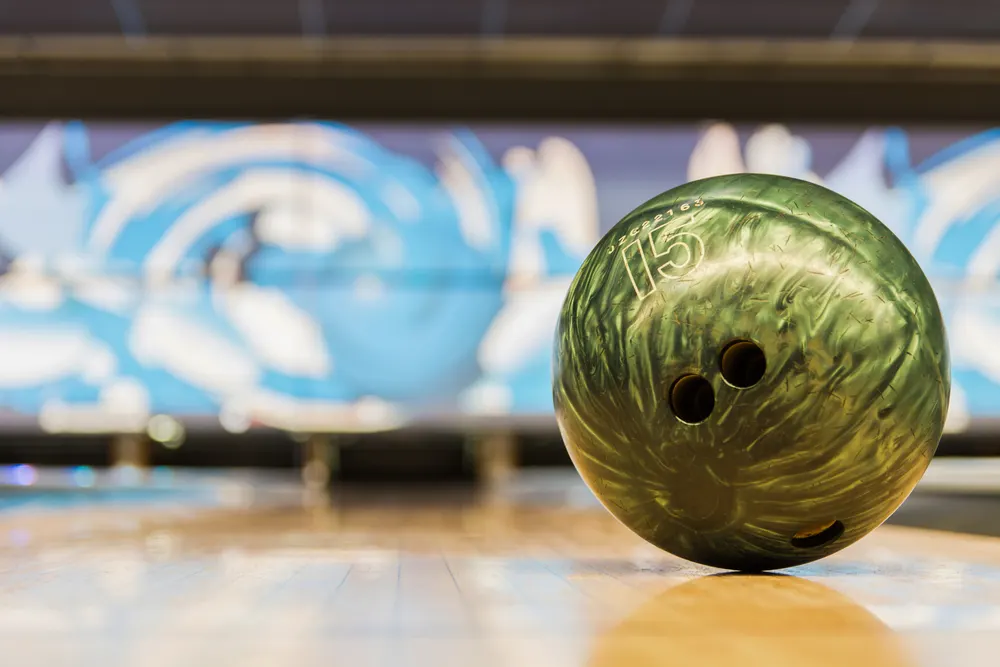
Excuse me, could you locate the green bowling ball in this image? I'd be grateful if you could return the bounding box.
[553,173,949,571]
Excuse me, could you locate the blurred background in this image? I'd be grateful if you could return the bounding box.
[0,1,999,519]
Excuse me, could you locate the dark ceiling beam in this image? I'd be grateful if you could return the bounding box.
[1,36,1000,121]
[831,0,881,39]
[481,0,507,35]
[298,0,328,37]
[108,0,147,36]
[659,0,695,36]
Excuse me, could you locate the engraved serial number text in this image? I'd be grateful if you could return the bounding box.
[608,199,706,300]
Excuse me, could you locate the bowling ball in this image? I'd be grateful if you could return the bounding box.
[553,173,949,571]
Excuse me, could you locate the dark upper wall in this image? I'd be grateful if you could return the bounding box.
[3,0,1000,41]
[1,37,1000,122]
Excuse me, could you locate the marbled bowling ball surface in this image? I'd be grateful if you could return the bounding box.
[553,173,950,571]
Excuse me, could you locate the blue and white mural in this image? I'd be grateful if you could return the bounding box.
[0,119,994,433]
[0,121,598,432]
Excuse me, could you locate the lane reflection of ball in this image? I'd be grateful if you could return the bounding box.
[588,575,914,667]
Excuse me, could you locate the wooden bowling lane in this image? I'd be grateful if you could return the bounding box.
[0,469,999,666]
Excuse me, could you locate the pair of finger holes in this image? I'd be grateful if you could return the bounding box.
[668,340,766,424]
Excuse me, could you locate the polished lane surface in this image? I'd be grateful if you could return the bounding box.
[0,465,997,666]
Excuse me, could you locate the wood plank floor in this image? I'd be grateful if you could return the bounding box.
[0,467,998,666]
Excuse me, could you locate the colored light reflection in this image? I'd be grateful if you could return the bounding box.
[13,465,37,487]
[8,529,30,547]
[71,466,96,488]
[151,467,174,487]
[114,465,143,486]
